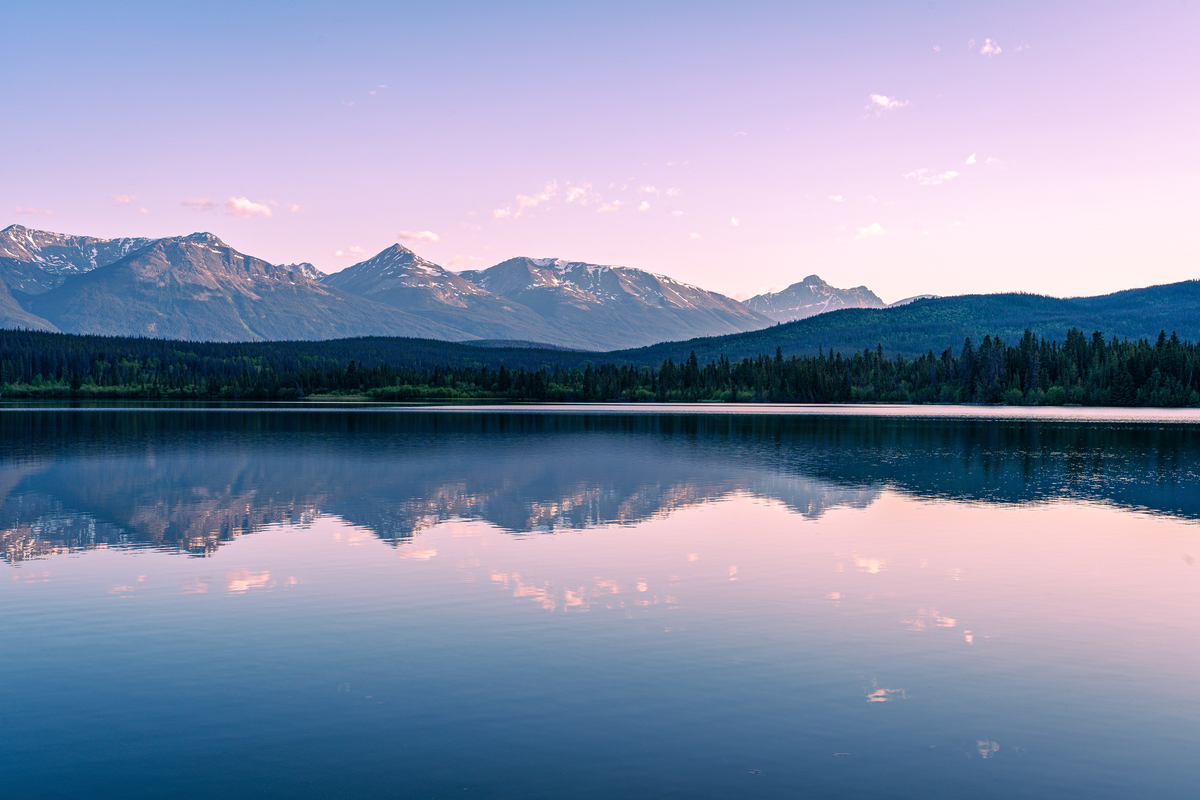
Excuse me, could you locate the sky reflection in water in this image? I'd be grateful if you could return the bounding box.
[1,408,1197,799]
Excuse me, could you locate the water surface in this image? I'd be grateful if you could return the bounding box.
[2,407,1197,798]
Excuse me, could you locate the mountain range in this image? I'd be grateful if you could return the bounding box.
[744,275,886,322]
[1,224,804,349]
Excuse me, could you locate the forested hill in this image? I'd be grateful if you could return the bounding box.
[607,281,1200,365]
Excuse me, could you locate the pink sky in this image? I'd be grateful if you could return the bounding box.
[4,1,1197,302]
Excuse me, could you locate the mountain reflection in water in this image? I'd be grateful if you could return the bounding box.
[2,409,1199,562]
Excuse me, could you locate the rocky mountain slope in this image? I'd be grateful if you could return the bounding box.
[456,256,771,350]
[2,225,901,348]
[21,232,469,342]
[0,225,154,294]
[743,275,885,322]
[321,245,560,342]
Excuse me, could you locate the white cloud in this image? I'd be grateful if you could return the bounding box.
[493,181,558,220]
[181,197,215,212]
[597,200,623,213]
[855,222,887,239]
[638,201,650,211]
[398,230,440,243]
[866,194,879,203]
[828,195,844,202]
[965,153,977,165]
[867,94,910,112]
[565,183,602,206]
[666,188,681,197]
[334,247,368,258]
[110,194,137,205]
[986,156,1001,164]
[688,232,701,239]
[1014,44,1030,52]
[138,207,148,215]
[13,206,53,216]
[670,210,683,218]
[730,217,740,226]
[288,203,303,213]
[226,197,273,218]
[638,185,659,195]
[903,168,961,186]
[980,38,1002,56]
[932,45,941,52]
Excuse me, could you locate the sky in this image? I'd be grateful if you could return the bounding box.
[3,0,1197,303]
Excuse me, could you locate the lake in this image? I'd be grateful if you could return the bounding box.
[2,405,1198,799]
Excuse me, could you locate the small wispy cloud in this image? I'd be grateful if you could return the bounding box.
[670,210,683,218]
[182,197,216,212]
[638,185,659,195]
[867,94,910,113]
[828,195,845,202]
[493,181,558,219]
[13,206,53,216]
[986,156,1001,165]
[688,232,701,239]
[965,154,977,165]
[638,201,650,211]
[110,194,137,205]
[932,45,941,52]
[333,246,369,258]
[565,183,600,205]
[398,230,440,243]
[138,207,148,215]
[855,222,887,239]
[666,188,681,197]
[288,203,303,213]
[903,168,961,186]
[226,197,273,218]
[597,200,623,213]
[980,38,1002,56]
[1014,44,1030,52]
[730,217,740,227]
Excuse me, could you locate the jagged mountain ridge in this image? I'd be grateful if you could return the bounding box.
[453,256,772,350]
[0,225,895,348]
[320,245,562,342]
[21,232,471,342]
[744,275,885,323]
[0,225,154,294]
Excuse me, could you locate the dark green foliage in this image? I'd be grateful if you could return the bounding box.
[612,284,1200,364]
[1,327,1198,407]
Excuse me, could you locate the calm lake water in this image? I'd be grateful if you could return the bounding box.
[2,405,1198,799]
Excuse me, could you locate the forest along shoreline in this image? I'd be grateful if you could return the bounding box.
[1,327,1197,407]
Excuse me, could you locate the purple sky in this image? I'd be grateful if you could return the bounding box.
[5,0,1197,302]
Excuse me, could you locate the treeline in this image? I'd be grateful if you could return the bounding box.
[0,327,1198,406]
